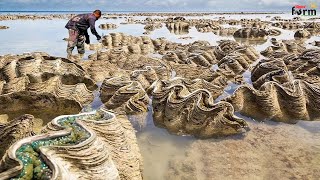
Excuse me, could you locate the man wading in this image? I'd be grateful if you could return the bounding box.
[65,10,102,59]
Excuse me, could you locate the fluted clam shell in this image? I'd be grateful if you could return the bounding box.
[0,53,96,91]
[1,109,143,180]
[227,80,320,123]
[0,115,34,160]
[227,48,320,123]
[0,76,94,111]
[150,77,248,138]
[99,23,118,30]
[233,28,269,39]
[100,77,150,114]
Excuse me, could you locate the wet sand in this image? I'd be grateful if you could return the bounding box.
[166,118,320,180]
[133,107,320,180]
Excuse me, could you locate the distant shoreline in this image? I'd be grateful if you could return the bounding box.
[0,10,286,14]
[0,11,289,21]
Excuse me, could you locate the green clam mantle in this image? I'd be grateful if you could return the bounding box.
[12,110,106,180]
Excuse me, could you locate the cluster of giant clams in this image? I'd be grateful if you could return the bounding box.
[0,13,320,179]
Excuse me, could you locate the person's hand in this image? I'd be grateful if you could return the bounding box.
[96,35,101,41]
[85,37,90,44]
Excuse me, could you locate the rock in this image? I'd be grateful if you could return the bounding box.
[0,26,9,29]
[267,29,281,36]
[144,23,162,31]
[166,21,190,35]
[195,23,220,33]
[233,28,269,39]
[309,41,320,47]
[212,27,237,36]
[260,39,305,58]
[99,23,118,30]
[271,22,303,30]
[294,29,311,39]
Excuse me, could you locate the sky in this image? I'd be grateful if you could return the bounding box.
[0,0,318,12]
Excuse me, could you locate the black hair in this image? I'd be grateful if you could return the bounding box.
[93,10,101,15]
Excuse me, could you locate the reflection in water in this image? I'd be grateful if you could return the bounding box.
[234,37,268,45]
[165,20,190,35]
[164,115,320,179]
[130,106,194,180]
[166,26,190,35]
[87,82,104,110]
[130,106,320,180]
[167,28,190,35]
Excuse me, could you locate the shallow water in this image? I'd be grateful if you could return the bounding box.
[130,107,320,179]
[1,13,320,179]
[130,108,194,180]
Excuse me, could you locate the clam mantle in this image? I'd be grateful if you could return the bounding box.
[0,109,143,180]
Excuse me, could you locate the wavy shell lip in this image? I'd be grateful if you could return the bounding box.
[2,17,320,178]
[100,76,150,114]
[0,53,96,113]
[151,77,248,138]
[0,109,119,180]
[0,53,97,90]
[99,23,118,30]
[227,48,320,123]
[94,38,259,137]
[0,129,70,179]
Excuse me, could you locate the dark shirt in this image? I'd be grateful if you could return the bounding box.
[65,13,99,37]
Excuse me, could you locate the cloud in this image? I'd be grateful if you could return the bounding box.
[258,0,295,6]
[0,0,311,11]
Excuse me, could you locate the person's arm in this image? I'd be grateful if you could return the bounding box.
[84,30,90,44]
[89,17,101,40]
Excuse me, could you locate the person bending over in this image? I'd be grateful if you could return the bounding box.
[65,10,102,59]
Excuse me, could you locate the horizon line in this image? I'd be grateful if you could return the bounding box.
[0,10,287,13]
